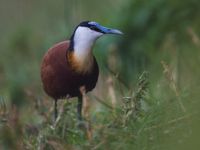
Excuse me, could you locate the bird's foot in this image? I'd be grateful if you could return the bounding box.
[77,119,92,141]
[77,119,86,129]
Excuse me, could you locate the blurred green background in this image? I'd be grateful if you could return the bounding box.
[0,0,200,149]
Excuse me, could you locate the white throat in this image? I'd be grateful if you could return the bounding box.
[72,27,103,72]
[73,27,103,59]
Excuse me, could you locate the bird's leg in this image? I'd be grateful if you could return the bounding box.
[79,86,89,120]
[79,86,92,140]
[54,99,58,122]
[77,95,83,121]
[53,96,69,128]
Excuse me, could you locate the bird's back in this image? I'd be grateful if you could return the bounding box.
[41,41,99,99]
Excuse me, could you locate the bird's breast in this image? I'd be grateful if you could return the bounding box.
[41,41,99,99]
[67,51,94,74]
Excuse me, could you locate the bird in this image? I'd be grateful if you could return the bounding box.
[41,21,123,121]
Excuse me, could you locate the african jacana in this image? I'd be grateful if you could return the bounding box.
[41,21,122,121]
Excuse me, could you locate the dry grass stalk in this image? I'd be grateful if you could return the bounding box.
[145,112,198,131]
[107,76,117,109]
[53,100,67,128]
[122,71,149,126]
[92,140,106,150]
[0,96,7,118]
[106,66,129,90]
[91,95,113,110]
[161,61,186,112]
[187,27,200,47]
[5,105,23,150]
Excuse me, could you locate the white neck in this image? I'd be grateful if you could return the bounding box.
[72,27,103,72]
[73,34,94,62]
[73,27,102,60]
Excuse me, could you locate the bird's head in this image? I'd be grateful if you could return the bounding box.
[77,21,123,37]
[68,21,123,73]
[70,21,123,50]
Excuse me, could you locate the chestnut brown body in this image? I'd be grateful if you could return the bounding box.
[41,41,99,100]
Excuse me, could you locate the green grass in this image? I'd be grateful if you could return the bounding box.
[0,68,199,150]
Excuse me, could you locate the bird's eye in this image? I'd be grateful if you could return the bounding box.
[90,26,97,30]
[90,26,102,33]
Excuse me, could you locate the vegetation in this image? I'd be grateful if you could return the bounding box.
[0,0,200,149]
